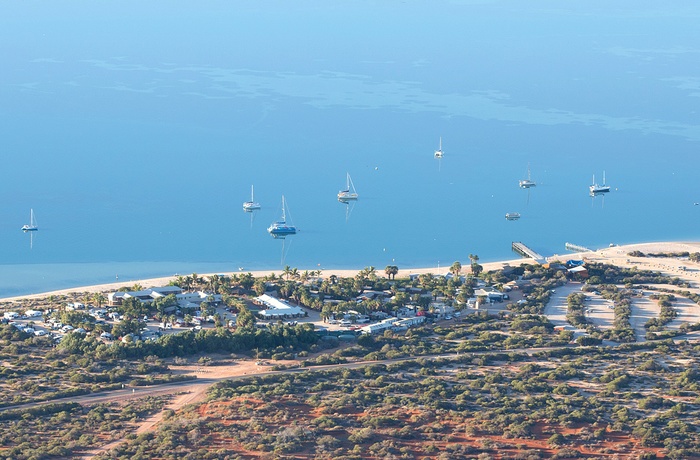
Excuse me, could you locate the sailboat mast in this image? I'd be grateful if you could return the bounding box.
[281,196,286,222]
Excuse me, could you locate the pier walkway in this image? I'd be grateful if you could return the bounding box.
[512,242,546,264]
[565,242,593,253]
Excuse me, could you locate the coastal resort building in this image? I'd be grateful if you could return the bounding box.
[108,286,222,309]
[567,265,589,281]
[254,294,306,319]
[109,286,183,306]
[359,316,426,335]
[474,289,507,303]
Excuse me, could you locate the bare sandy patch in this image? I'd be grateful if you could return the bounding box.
[543,283,581,328]
[669,296,700,329]
[629,294,660,341]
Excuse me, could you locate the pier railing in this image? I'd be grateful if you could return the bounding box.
[565,242,593,253]
[512,242,546,264]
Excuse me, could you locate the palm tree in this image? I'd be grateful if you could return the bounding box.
[172,275,186,289]
[418,274,435,291]
[93,293,106,308]
[283,265,292,280]
[253,279,266,296]
[207,275,221,294]
[320,305,333,322]
[238,273,255,290]
[183,275,194,291]
[366,266,377,279]
[450,261,462,278]
[468,254,482,276]
[190,273,201,290]
[384,265,399,280]
[392,265,399,279]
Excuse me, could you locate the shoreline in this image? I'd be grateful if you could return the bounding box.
[1,241,699,303]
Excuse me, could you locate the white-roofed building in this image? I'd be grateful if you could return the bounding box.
[395,316,426,328]
[359,318,396,335]
[358,315,427,335]
[109,286,182,306]
[108,286,225,308]
[176,291,222,306]
[255,294,306,319]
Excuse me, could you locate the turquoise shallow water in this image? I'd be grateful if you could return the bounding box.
[1,1,699,297]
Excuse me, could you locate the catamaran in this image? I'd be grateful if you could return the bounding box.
[434,137,443,159]
[337,173,358,202]
[267,196,297,238]
[519,163,536,189]
[505,212,521,221]
[243,185,261,212]
[589,171,610,195]
[22,209,38,232]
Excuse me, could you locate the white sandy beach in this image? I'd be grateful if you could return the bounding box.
[1,241,699,303]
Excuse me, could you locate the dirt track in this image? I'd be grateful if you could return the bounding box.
[79,359,294,459]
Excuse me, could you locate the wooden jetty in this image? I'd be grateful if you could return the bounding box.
[512,242,546,264]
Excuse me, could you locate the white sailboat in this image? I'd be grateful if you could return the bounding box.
[243,185,261,212]
[22,209,38,232]
[589,171,610,195]
[267,196,297,238]
[434,137,443,159]
[519,163,536,189]
[337,173,358,202]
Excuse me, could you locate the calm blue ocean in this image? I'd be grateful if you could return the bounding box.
[1,1,699,297]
